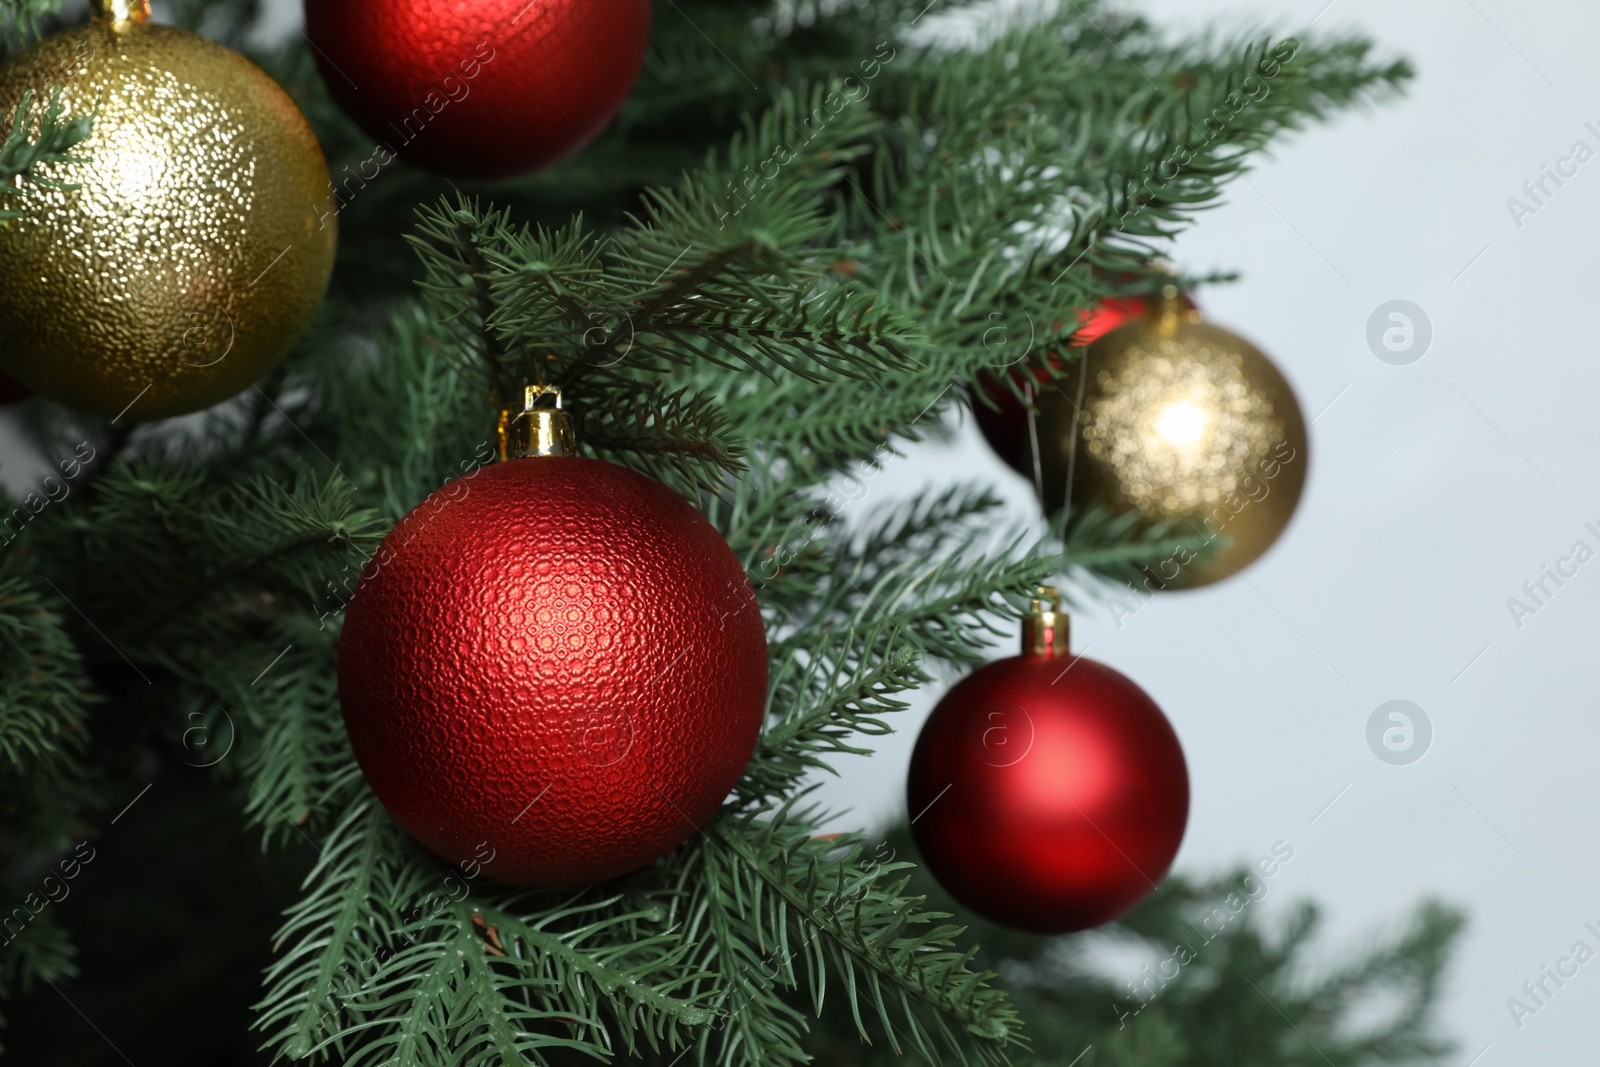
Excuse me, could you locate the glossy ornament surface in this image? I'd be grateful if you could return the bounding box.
[973,292,1186,477]
[304,0,649,179]
[338,392,767,886]
[907,591,1188,933]
[0,0,335,420]
[1040,288,1307,588]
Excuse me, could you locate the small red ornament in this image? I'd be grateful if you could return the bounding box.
[338,388,767,886]
[304,0,649,179]
[907,589,1188,932]
[973,290,1193,477]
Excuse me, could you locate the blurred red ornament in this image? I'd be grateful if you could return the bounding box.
[906,589,1188,933]
[973,290,1194,477]
[338,389,767,886]
[304,0,649,179]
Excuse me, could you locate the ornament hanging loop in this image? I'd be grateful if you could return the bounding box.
[1022,586,1069,658]
[93,0,151,28]
[504,384,577,459]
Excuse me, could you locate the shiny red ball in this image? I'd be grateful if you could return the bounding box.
[974,293,1190,477]
[907,652,1188,933]
[338,457,768,886]
[304,0,649,179]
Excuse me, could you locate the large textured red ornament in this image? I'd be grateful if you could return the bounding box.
[907,589,1188,933]
[973,290,1193,477]
[304,0,649,179]
[338,388,767,886]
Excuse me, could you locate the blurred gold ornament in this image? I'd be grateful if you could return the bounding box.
[1037,286,1307,589]
[0,0,335,420]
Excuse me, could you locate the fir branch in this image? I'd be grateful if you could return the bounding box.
[275,844,720,1067]
[0,552,95,1067]
[769,527,1054,670]
[1088,872,1463,1064]
[1058,504,1221,595]
[700,814,1025,1065]
[315,301,498,523]
[832,14,1411,362]
[641,282,918,384]
[350,893,717,1066]
[407,196,529,398]
[711,455,841,615]
[0,551,98,901]
[736,641,921,805]
[478,215,618,371]
[168,618,359,845]
[256,795,426,1063]
[0,570,92,772]
[0,87,90,219]
[820,837,1463,1066]
[0,908,77,1054]
[579,383,747,499]
[1294,900,1463,1062]
[722,372,943,472]
[849,486,1013,588]
[672,840,813,1067]
[0,906,77,991]
[0,0,59,46]
[50,463,386,650]
[618,80,880,293]
[609,82,919,384]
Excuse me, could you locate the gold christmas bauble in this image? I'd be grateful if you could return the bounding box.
[0,0,335,420]
[1039,287,1307,589]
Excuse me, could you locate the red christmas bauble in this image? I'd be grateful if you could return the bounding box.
[338,456,768,886]
[973,292,1192,477]
[907,597,1187,932]
[304,0,649,179]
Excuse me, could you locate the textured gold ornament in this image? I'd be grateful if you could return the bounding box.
[1039,287,1308,589]
[0,0,335,420]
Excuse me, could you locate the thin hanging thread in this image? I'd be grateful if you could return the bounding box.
[1060,354,1088,529]
[1025,379,1044,503]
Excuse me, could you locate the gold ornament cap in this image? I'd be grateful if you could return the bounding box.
[1021,586,1069,658]
[92,0,150,29]
[504,385,577,459]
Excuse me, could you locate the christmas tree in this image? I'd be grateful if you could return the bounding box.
[0,0,1463,1063]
